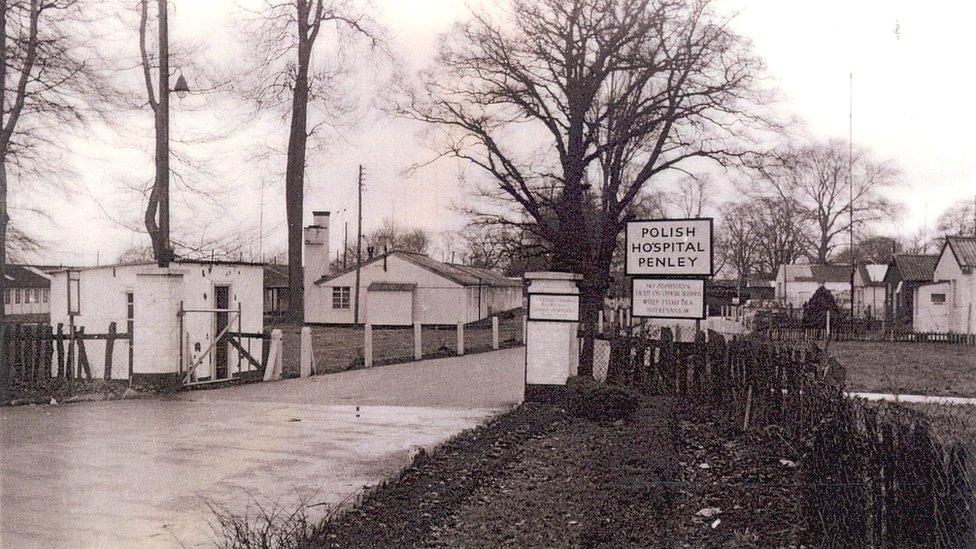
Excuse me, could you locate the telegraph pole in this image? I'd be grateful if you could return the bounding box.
[156,0,171,267]
[849,72,856,329]
[343,221,348,269]
[354,165,364,325]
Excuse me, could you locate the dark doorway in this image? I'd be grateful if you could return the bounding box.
[214,286,230,380]
[126,292,134,378]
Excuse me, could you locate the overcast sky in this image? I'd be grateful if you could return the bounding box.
[25,0,976,266]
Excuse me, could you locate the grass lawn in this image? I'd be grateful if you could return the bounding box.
[268,318,524,376]
[831,341,976,398]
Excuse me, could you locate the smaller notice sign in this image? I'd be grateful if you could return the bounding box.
[632,279,705,320]
[528,293,580,322]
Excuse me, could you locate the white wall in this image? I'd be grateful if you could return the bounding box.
[49,263,263,380]
[914,282,953,333]
[366,290,414,326]
[931,250,975,333]
[306,254,522,325]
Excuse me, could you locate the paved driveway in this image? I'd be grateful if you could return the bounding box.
[0,347,525,548]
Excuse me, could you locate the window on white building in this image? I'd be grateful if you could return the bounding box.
[3,289,9,305]
[931,293,946,305]
[42,288,48,303]
[15,288,21,304]
[332,286,351,309]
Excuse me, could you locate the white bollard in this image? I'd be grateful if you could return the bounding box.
[263,329,283,382]
[364,324,373,367]
[492,316,500,350]
[414,322,422,360]
[457,322,465,355]
[300,326,313,378]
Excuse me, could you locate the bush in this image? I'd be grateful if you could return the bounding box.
[802,286,842,329]
[566,376,639,421]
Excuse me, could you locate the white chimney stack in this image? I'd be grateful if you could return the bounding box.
[303,211,331,292]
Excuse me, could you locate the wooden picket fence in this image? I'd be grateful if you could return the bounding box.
[0,322,131,385]
[607,330,976,547]
[767,327,976,346]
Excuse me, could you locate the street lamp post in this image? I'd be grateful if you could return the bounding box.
[155,0,189,267]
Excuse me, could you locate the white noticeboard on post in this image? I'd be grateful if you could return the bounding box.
[527,293,580,322]
[632,278,706,320]
[625,218,713,277]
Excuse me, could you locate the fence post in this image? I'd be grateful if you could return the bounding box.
[104,322,117,381]
[457,322,465,355]
[300,327,313,378]
[262,329,283,381]
[414,322,422,360]
[826,310,831,336]
[598,310,604,334]
[364,324,373,367]
[492,316,499,350]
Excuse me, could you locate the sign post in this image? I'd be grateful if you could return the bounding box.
[523,272,583,394]
[626,218,713,334]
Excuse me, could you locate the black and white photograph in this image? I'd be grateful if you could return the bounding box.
[2,0,976,547]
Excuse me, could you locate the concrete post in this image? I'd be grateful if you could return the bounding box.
[598,310,604,334]
[414,322,422,360]
[263,329,283,382]
[364,324,373,367]
[300,327,313,378]
[492,316,499,349]
[457,322,465,355]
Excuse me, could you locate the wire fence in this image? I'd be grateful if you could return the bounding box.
[606,329,976,547]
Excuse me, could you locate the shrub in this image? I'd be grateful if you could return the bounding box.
[802,286,842,329]
[566,376,639,421]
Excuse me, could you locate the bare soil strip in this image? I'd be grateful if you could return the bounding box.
[306,398,802,548]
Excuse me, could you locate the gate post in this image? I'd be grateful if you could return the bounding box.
[364,324,373,367]
[492,316,500,350]
[300,327,313,378]
[457,322,465,355]
[414,322,422,360]
[133,267,186,388]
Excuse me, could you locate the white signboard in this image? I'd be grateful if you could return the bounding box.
[626,218,713,276]
[632,278,706,319]
[528,293,580,322]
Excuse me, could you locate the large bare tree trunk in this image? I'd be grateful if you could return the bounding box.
[285,13,313,324]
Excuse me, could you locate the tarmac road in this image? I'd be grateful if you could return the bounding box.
[0,346,525,548]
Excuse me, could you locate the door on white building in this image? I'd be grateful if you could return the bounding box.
[214,285,230,380]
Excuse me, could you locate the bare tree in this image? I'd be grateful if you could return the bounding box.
[401,0,769,374]
[750,195,809,275]
[244,0,381,322]
[718,201,759,289]
[759,139,900,263]
[667,174,713,218]
[364,218,431,255]
[0,0,115,324]
[935,197,976,236]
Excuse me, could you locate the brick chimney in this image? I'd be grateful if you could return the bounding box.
[303,211,330,290]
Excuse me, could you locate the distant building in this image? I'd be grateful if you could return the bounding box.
[302,211,523,326]
[854,264,887,319]
[774,264,852,309]
[913,236,976,333]
[705,276,774,315]
[884,254,938,326]
[3,264,52,319]
[263,263,291,318]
